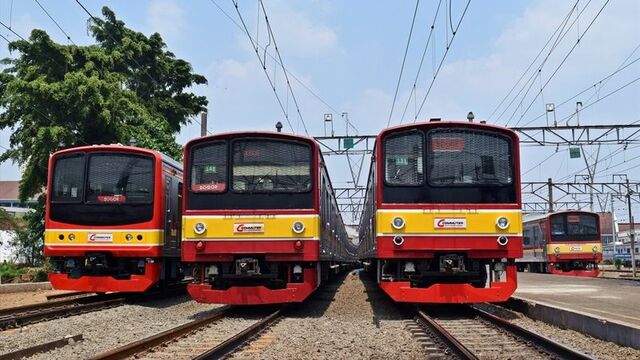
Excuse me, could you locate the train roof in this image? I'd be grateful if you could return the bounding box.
[523,210,599,223]
[377,119,518,141]
[50,144,182,171]
[185,131,318,149]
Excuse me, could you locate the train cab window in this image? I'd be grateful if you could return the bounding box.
[191,142,227,193]
[566,214,598,235]
[232,140,311,193]
[86,154,154,204]
[384,131,424,185]
[51,154,85,203]
[428,129,512,186]
[551,216,565,235]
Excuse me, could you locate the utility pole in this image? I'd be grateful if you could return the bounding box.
[611,194,617,260]
[626,179,637,277]
[547,178,554,213]
[200,112,208,137]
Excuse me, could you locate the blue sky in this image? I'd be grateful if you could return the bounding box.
[0,0,639,221]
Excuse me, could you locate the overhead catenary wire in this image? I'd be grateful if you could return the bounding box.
[487,1,579,122]
[511,0,611,127]
[33,0,75,44]
[399,0,443,125]
[387,0,420,127]
[413,0,471,123]
[207,0,354,134]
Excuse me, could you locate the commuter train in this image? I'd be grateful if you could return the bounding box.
[358,119,522,303]
[182,131,354,305]
[519,211,602,277]
[45,145,184,292]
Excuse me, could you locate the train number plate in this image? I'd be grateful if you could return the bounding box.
[234,223,264,234]
[88,233,113,242]
[433,218,467,229]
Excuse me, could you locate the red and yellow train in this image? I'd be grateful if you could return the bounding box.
[182,131,354,305]
[519,210,602,277]
[358,120,522,303]
[45,145,184,292]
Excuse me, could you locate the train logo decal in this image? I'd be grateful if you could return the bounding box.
[234,223,264,234]
[570,246,583,252]
[433,218,467,229]
[88,233,113,242]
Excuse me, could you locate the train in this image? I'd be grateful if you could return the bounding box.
[358,119,523,303]
[45,144,185,292]
[519,210,602,277]
[182,131,355,305]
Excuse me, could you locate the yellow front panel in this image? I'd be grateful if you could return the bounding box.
[376,209,522,236]
[183,215,320,240]
[45,229,163,246]
[546,243,602,255]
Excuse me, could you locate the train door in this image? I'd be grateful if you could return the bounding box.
[164,176,180,257]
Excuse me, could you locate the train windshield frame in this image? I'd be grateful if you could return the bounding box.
[186,137,315,210]
[381,127,517,204]
[49,151,156,226]
[550,213,600,242]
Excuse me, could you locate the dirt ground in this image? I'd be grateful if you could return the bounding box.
[0,289,74,309]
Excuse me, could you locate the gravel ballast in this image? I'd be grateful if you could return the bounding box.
[232,270,425,359]
[0,295,221,359]
[477,303,640,360]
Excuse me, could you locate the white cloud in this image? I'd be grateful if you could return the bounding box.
[147,0,185,42]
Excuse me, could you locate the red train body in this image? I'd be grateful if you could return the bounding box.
[358,120,522,303]
[182,132,354,305]
[44,145,184,292]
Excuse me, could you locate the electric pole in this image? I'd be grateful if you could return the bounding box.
[200,112,208,137]
[626,179,637,277]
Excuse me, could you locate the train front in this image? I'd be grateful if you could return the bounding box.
[546,211,602,276]
[183,132,320,305]
[45,146,167,292]
[375,121,522,303]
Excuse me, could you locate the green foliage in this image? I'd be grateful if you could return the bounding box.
[0,262,25,283]
[11,195,46,266]
[0,208,17,230]
[0,7,207,201]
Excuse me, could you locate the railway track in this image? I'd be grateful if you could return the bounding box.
[0,294,126,330]
[412,305,595,360]
[89,306,283,360]
[0,283,188,331]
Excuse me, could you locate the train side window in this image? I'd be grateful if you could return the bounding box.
[523,228,532,246]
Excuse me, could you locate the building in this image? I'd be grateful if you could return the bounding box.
[0,181,38,217]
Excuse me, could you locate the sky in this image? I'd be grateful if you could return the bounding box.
[0,0,639,222]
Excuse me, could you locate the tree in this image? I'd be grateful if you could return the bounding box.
[0,7,207,265]
[0,6,207,201]
[11,196,44,265]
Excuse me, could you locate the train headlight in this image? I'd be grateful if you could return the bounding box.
[125,234,133,241]
[554,247,561,255]
[497,236,509,246]
[592,245,598,253]
[292,221,305,234]
[194,222,207,234]
[391,216,405,230]
[68,233,76,241]
[496,216,510,230]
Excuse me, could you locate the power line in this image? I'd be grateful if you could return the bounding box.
[413,0,471,122]
[0,18,25,40]
[207,0,352,133]
[33,0,75,44]
[387,0,420,127]
[499,0,593,126]
[487,1,579,121]
[399,0,443,125]
[511,0,611,127]
[258,0,309,136]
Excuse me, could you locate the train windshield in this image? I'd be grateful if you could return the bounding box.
[50,152,155,225]
[428,129,513,186]
[550,213,600,241]
[232,140,311,193]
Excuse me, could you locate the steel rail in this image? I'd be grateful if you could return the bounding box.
[470,305,596,360]
[416,310,478,360]
[46,291,90,301]
[0,334,83,360]
[0,298,125,330]
[88,306,233,360]
[193,308,283,359]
